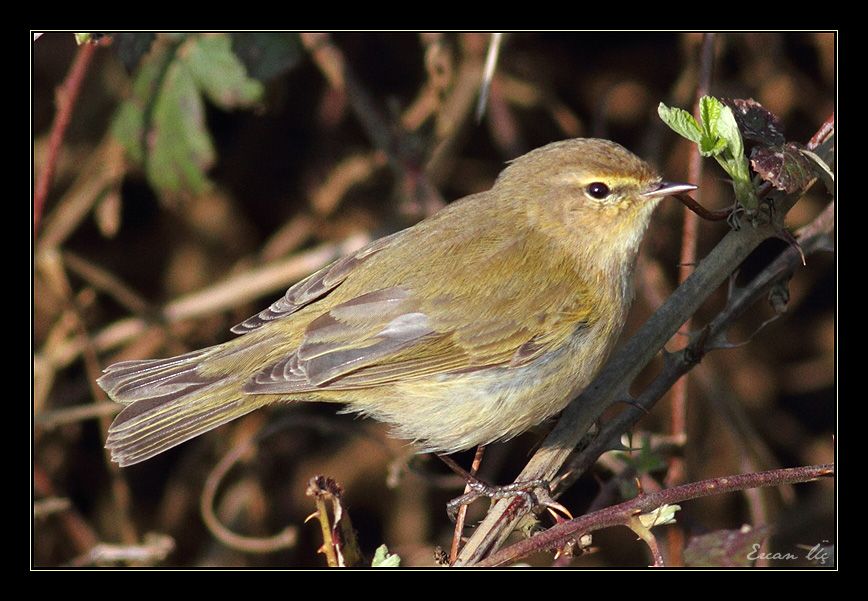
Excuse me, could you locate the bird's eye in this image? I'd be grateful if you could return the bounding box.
[586,182,610,199]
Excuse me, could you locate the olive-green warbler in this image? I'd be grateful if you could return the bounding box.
[99,138,695,466]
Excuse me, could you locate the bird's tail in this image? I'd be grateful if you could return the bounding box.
[98,347,266,467]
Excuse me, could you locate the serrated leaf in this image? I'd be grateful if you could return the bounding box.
[751,143,815,193]
[231,33,302,81]
[185,35,263,109]
[371,544,401,567]
[698,135,727,157]
[658,103,702,144]
[684,525,770,567]
[699,95,723,140]
[146,59,215,196]
[722,98,786,145]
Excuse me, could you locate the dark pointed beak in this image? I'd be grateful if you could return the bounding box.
[642,181,698,198]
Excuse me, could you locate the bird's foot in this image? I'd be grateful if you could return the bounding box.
[446,476,572,523]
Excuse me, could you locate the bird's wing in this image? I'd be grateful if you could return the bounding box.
[244,234,593,393]
[230,231,404,335]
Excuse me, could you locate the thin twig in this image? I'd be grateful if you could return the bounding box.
[37,250,138,546]
[34,39,101,241]
[62,251,152,315]
[808,113,835,150]
[36,135,128,252]
[36,402,121,429]
[475,33,504,122]
[449,445,486,565]
[65,533,175,567]
[477,464,833,567]
[33,496,72,519]
[666,31,716,565]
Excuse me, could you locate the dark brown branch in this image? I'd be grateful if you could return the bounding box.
[556,199,833,495]
[477,463,833,567]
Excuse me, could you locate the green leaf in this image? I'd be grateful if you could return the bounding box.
[716,104,745,163]
[146,59,215,196]
[699,95,722,139]
[109,34,266,201]
[698,135,727,157]
[371,544,401,567]
[659,96,758,210]
[696,97,730,158]
[185,35,263,109]
[657,103,702,144]
[110,42,177,165]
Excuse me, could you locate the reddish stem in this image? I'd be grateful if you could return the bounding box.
[33,39,101,242]
[449,445,486,565]
[807,113,835,150]
[478,464,834,567]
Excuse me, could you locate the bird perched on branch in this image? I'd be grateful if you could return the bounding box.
[98,138,695,467]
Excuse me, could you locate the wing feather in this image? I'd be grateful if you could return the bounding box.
[242,229,594,395]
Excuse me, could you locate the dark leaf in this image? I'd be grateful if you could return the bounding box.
[113,33,157,73]
[684,525,770,567]
[722,98,786,146]
[751,143,814,193]
[231,33,303,82]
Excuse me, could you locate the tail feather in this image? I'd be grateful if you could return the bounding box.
[97,349,264,467]
[97,349,213,405]
[106,397,261,466]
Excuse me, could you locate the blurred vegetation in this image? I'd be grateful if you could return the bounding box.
[33,32,834,568]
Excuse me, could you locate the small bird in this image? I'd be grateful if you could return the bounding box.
[98,138,695,467]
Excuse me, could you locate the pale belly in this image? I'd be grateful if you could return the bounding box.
[341,321,618,453]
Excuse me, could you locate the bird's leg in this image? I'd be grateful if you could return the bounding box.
[437,454,572,522]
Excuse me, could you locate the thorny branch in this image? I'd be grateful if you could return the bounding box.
[477,464,834,567]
